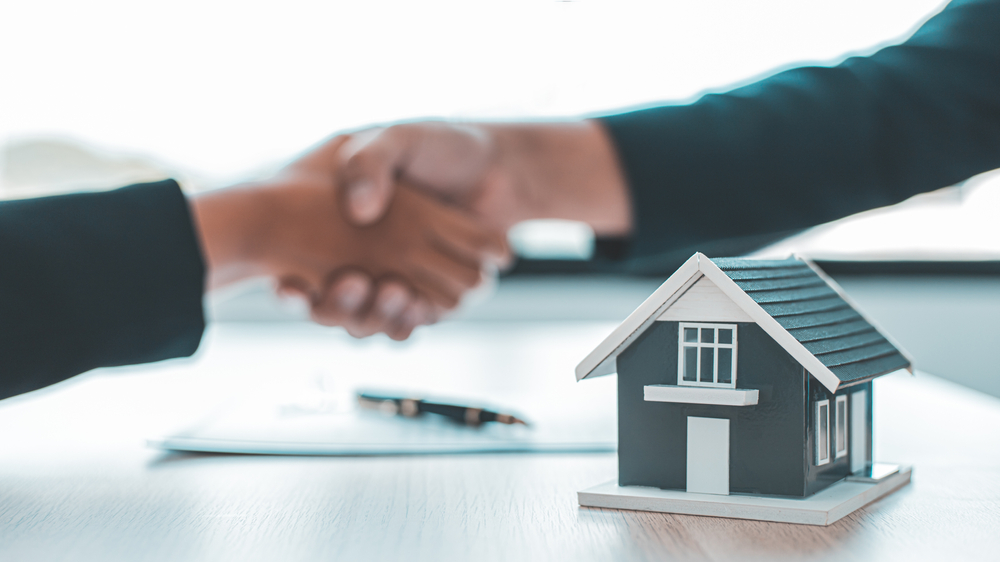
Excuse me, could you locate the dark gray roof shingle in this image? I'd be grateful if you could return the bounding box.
[713,256,910,385]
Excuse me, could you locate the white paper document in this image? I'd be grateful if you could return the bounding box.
[147,321,620,456]
[149,390,617,455]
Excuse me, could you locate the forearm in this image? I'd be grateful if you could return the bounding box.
[0,181,205,399]
[189,183,273,291]
[599,0,1000,259]
[486,120,633,236]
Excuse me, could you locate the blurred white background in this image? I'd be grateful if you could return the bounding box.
[3,0,1000,397]
[1,0,946,186]
[11,0,994,264]
[6,0,1000,399]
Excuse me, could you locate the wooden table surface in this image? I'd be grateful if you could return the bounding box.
[1,322,998,562]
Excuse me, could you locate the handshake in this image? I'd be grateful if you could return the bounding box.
[191,120,629,340]
[191,131,513,340]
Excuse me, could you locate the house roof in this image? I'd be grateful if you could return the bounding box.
[575,253,913,393]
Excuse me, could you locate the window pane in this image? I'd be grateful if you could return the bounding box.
[683,347,697,381]
[837,400,847,452]
[718,329,732,344]
[819,404,829,460]
[684,328,698,343]
[700,347,715,383]
[701,328,715,343]
[717,348,732,384]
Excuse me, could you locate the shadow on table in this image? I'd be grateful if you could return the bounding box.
[146,450,234,468]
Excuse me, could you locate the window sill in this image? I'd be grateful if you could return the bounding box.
[643,385,759,406]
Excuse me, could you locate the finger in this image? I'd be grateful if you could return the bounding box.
[397,184,511,266]
[405,251,484,311]
[385,300,421,342]
[390,298,436,341]
[385,325,415,342]
[403,268,462,312]
[414,248,484,292]
[423,301,446,325]
[308,271,373,328]
[340,127,416,225]
[275,276,316,302]
[344,280,415,339]
[343,323,375,339]
[428,227,512,271]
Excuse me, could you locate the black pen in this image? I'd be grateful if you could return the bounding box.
[357,392,529,427]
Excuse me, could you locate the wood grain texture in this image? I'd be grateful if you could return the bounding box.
[579,467,912,525]
[0,322,998,562]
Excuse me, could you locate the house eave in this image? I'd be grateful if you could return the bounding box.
[797,256,917,373]
[827,367,913,390]
[575,254,702,381]
[696,258,845,393]
[575,252,912,393]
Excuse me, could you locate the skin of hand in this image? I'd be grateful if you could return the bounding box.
[339,120,632,232]
[315,120,633,335]
[189,135,509,340]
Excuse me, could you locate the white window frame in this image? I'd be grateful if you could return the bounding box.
[815,399,831,466]
[834,394,848,459]
[677,322,738,389]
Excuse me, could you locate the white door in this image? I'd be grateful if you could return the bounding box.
[686,416,730,495]
[850,390,869,474]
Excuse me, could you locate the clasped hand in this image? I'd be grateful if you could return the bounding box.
[190,135,510,340]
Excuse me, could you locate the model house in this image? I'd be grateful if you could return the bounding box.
[576,253,912,498]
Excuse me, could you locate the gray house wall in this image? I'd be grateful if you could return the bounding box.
[617,321,810,497]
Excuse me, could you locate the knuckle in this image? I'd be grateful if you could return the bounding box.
[346,149,384,175]
[358,313,391,336]
[457,267,482,288]
[345,324,374,339]
[310,309,339,328]
[435,292,460,310]
[387,328,410,342]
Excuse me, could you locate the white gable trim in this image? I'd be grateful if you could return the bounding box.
[575,253,897,393]
[575,254,701,381]
[696,258,843,393]
[657,276,754,323]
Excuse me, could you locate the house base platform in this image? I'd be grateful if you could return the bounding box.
[578,465,911,526]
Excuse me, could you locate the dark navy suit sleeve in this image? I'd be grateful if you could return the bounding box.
[599,0,1000,259]
[0,180,206,400]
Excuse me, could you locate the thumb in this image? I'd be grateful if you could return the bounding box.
[340,128,411,225]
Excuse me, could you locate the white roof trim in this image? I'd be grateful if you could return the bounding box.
[575,252,910,393]
[696,258,843,393]
[575,254,702,381]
